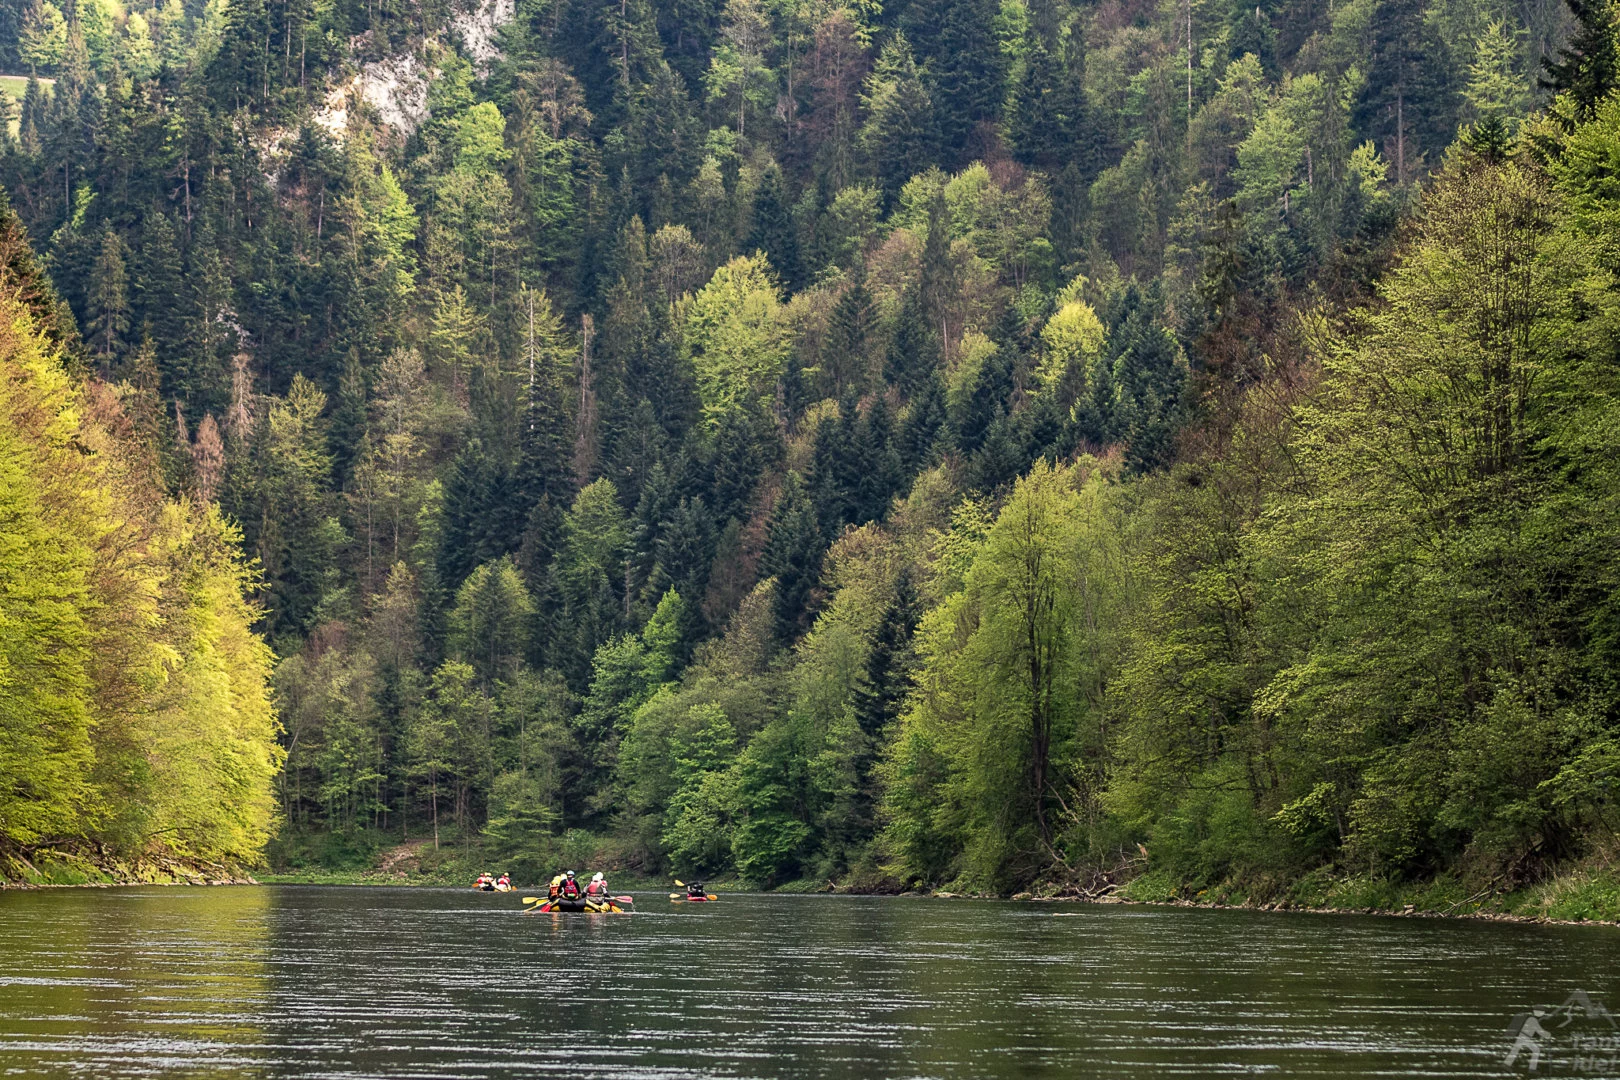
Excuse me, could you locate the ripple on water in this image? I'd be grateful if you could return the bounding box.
[0,888,1616,1078]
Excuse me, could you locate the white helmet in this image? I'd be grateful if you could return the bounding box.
[592,872,604,882]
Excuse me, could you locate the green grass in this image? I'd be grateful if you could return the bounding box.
[0,75,51,137]
[0,75,52,100]
[1106,861,1620,924]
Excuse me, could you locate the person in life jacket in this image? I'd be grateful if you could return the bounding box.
[686,881,705,898]
[476,873,494,890]
[548,874,563,900]
[496,874,511,890]
[585,872,609,898]
[555,870,583,901]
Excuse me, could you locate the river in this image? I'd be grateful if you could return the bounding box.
[0,886,1616,1077]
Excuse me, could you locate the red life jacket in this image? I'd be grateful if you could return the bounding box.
[585,880,606,896]
[559,878,582,899]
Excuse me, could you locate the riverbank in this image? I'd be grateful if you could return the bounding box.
[1120,862,1620,925]
[8,866,1619,928]
[16,826,1620,928]
[0,842,258,888]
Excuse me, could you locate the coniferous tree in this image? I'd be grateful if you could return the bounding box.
[760,472,823,644]
[884,283,938,399]
[809,393,858,537]
[517,288,577,513]
[953,345,1014,456]
[133,210,184,363]
[1355,0,1458,184]
[1227,0,1278,77]
[745,167,802,292]
[1540,0,1620,116]
[898,369,948,470]
[853,393,903,523]
[858,33,936,204]
[821,267,876,396]
[909,0,1006,162]
[84,224,129,360]
[18,73,44,153]
[1007,0,1093,172]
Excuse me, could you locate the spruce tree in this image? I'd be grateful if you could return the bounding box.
[328,351,369,487]
[809,397,856,538]
[18,73,43,153]
[650,495,716,631]
[853,393,903,524]
[1541,0,1619,116]
[853,567,921,740]
[516,289,577,513]
[1227,0,1278,77]
[898,369,948,470]
[913,0,1006,162]
[1354,0,1458,184]
[746,167,803,292]
[821,267,876,397]
[760,472,824,645]
[953,345,1014,456]
[884,284,938,399]
[133,210,184,364]
[1007,0,1092,172]
[858,33,938,205]
[85,224,129,360]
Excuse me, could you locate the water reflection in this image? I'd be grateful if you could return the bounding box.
[0,887,1615,1077]
[0,886,271,1075]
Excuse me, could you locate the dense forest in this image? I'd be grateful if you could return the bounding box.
[0,208,278,881]
[0,0,1617,897]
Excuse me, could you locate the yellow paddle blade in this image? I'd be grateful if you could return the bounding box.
[522,896,543,904]
[674,879,685,887]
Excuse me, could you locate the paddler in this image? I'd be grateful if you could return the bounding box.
[555,870,584,901]
[496,873,511,891]
[686,880,706,899]
[585,872,609,899]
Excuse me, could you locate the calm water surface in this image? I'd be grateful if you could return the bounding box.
[0,886,1616,1077]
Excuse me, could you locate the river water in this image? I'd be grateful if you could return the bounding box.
[0,886,1617,1077]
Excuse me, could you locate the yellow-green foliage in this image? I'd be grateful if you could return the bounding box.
[882,460,1129,889]
[0,290,280,865]
[682,253,787,424]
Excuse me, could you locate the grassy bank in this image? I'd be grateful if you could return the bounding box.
[21,821,1619,927]
[261,827,733,891]
[1111,863,1620,924]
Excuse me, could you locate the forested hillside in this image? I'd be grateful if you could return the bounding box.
[2,0,1618,897]
[0,205,279,881]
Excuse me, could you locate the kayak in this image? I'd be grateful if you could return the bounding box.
[526,897,625,914]
[670,881,716,902]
